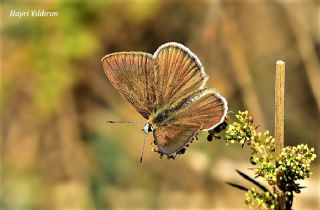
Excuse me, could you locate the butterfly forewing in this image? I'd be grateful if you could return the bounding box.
[152,89,227,155]
[154,43,208,108]
[102,52,156,119]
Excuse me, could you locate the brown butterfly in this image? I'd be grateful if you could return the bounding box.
[102,42,228,162]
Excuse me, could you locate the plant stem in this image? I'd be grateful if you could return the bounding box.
[275,60,286,210]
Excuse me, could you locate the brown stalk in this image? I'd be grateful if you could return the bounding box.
[275,60,286,210]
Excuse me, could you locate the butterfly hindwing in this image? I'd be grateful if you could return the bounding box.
[170,89,227,130]
[153,123,199,155]
[152,89,227,155]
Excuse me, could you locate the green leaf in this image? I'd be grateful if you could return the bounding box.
[226,182,249,192]
[236,170,270,193]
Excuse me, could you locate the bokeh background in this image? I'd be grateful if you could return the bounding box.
[1,0,319,209]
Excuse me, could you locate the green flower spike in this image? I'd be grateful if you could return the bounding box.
[225,111,316,210]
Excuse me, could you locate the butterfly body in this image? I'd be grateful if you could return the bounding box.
[102,42,228,158]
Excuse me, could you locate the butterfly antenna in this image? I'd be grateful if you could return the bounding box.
[106,120,141,124]
[140,133,147,164]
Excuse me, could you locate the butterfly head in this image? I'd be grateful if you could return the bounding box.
[143,122,154,134]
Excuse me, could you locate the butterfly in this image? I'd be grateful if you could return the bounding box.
[102,42,228,162]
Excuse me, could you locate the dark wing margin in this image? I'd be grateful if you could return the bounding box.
[153,42,208,108]
[101,52,156,119]
[153,89,228,155]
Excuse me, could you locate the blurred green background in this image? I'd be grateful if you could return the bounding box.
[1,0,319,209]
